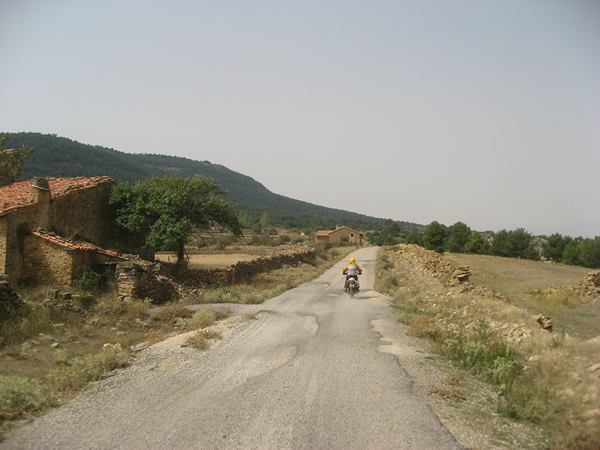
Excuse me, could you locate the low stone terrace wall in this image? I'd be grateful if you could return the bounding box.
[168,247,316,286]
[118,247,315,302]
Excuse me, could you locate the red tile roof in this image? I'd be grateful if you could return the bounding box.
[0,177,114,217]
[316,226,363,236]
[31,230,123,259]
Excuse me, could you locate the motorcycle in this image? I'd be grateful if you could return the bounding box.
[345,276,359,297]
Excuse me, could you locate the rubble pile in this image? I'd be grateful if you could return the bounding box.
[546,270,600,298]
[0,274,26,318]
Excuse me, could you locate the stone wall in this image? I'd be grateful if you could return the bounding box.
[117,261,177,304]
[50,182,114,246]
[0,219,7,275]
[172,248,316,286]
[0,274,25,318]
[21,235,75,286]
[0,210,39,279]
[117,248,316,302]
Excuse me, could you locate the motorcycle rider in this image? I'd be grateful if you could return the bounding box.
[342,257,363,292]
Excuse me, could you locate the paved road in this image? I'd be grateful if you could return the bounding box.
[2,247,461,449]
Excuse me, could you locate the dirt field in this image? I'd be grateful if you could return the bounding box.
[444,252,600,340]
[155,253,256,269]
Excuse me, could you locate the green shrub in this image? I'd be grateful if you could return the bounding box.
[175,309,218,331]
[155,302,192,322]
[215,235,237,249]
[76,295,96,310]
[277,235,291,245]
[241,293,264,304]
[53,348,70,365]
[249,235,272,246]
[73,267,113,292]
[223,292,240,303]
[0,375,52,420]
[45,346,129,392]
[202,291,224,303]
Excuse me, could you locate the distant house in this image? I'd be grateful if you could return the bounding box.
[315,226,363,245]
[0,176,124,286]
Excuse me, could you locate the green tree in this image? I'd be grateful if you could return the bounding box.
[260,212,270,228]
[109,175,242,262]
[508,228,539,260]
[367,219,403,246]
[466,231,490,254]
[492,228,538,260]
[0,133,34,186]
[562,238,584,266]
[423,221,448,253]
[542,233,571,262]
[446,222,472,253]
[384,219,402,236]
[406,231,423,246]
[491,230,510,257]
[580,237,600,268]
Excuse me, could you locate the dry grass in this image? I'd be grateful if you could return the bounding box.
[378,245,600,447]
[184,329,222,351]
[155,302,192,322]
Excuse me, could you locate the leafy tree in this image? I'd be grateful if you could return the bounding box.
[446,222,472,253]
[491,228,538,260]
[423,221,448,253]
[384,219,402,236]
[367,219,404,246]
[406,231,424,246]
[542,233,572,262]
[260,212,271,228]
[508,228,539,260]
[562,238,584,266]
[237,210,254,228]
[0,133,34,186]
[109,175,242,262]
[491,230,510,257]
[580,237,600,268]
[466,231,490,254]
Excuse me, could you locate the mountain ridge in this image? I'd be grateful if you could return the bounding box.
[4,132,423,231]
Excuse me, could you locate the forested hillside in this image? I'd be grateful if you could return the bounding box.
[4,132,422,231]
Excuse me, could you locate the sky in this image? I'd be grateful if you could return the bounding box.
[1,1,599,238]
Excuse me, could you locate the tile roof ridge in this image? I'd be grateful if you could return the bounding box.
[30,229,123,258]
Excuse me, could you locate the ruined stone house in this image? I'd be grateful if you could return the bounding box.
[315,226,364,245]
[0,176,124,286]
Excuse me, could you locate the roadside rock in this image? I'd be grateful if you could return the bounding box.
[533,314,553,332]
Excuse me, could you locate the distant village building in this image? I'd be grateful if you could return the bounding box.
[315,226,363,245]
[0,176,124,286]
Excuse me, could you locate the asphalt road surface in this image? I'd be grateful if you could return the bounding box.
[2,247,461,449]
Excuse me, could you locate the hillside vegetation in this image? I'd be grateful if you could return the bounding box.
[4,132,421,232]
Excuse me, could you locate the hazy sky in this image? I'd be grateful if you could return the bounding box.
[1,1,599,238]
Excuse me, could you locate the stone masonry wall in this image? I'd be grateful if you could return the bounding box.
[21,235,74,286]
[172,248,316,287]
[50,182,114,246]
[0,219,7,275]
[117,248,316,302]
